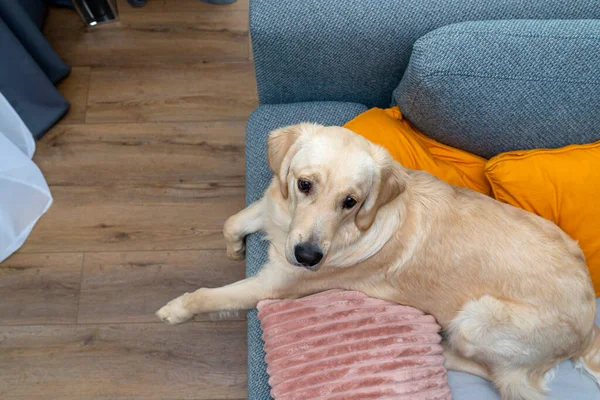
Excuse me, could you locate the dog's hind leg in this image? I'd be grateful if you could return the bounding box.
[442,341,492,380]
[223,197,266,261]
[448,296,554,400]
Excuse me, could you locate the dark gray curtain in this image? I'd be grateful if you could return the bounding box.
[0,0,70,139]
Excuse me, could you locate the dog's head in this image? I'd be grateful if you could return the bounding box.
[268,123,407,271]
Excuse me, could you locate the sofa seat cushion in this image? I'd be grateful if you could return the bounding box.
[394,20,600,159]
[244,101,600,399]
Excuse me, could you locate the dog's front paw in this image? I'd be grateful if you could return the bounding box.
[156,293,195,325]
[223,218,246,261]
[226,241,246,261]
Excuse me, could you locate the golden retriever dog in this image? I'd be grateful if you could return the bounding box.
[157,123,600,399]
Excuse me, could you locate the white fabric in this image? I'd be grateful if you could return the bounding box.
[0,92,52,262]
[0,93,35,158]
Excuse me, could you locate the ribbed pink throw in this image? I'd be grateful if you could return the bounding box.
[257,290,451,400]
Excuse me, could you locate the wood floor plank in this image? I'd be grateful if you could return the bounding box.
[117,0,249,13]
[34,121,246,186]
[0,253,83,326]
[22,120,249,253]
[86,65,257,123]
[56,67,91,124]
[44,9,249,68]
[17,182,245,253]
[0,322,247,399]
[78,250,245,324]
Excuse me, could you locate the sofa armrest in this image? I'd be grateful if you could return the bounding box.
[250,0,600,108]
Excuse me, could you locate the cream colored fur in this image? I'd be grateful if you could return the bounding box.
[157,124,600,399]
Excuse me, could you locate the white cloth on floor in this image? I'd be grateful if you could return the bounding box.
[0,92,52,262]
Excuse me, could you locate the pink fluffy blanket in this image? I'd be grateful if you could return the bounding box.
[257,290,451,400]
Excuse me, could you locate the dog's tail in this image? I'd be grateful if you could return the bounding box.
[575,325,600,387]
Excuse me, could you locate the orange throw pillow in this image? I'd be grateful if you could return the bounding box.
[344,107,491,195]
[485,143,600,295]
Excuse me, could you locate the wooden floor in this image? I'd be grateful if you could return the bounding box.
[0,1,256,398]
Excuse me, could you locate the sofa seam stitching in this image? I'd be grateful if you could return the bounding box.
[413,71,600,86]
[416,30,600,45]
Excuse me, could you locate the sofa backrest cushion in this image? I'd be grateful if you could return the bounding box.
[394,19,600,158]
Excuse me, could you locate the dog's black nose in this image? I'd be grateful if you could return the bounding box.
[294,243,323,267]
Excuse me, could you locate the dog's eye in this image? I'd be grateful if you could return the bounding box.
[342,196,357,209]
[298,179,312,194]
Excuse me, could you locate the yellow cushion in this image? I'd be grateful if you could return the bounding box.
[344,106,491,195]
[485,143,600,296]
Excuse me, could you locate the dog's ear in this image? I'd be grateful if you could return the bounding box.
[356,145,407,231]
[267,123,320,198]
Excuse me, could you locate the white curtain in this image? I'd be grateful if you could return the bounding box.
[0,92,52,262]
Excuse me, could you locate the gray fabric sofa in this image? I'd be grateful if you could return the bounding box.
[244,1,600,398]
